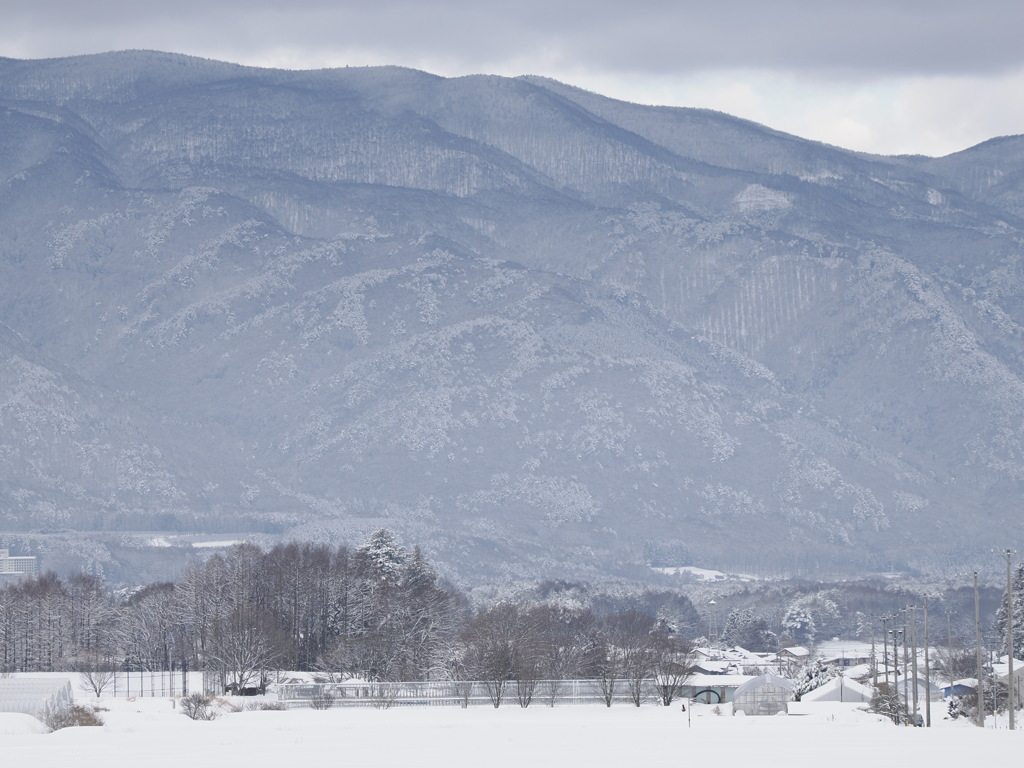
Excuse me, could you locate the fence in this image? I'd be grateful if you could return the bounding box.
[80,670,203,698]
[68,671,673,707]
[275,678,667,708]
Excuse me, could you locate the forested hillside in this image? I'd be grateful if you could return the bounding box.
[2,52,1024,583]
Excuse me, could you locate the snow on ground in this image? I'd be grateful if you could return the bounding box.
[653,565,759,581]
[189,539,241,549]
[0,712,50,735]
[1,697,1020,767]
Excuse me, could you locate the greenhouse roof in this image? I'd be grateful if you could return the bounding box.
[0,677,73,715]
[733,672,795,698]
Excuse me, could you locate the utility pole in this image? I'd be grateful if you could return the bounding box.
[882,616,890,691]
[890,623,902,721]
[946,613,954,699]
[871,625,878,688]
[902,610,910,724]
[708,600,718,651]
[1005,549,1016,731]
[909,606,919,723]
[924,596,931,727]
[975,571,985,728]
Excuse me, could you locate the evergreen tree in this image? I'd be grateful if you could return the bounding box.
[994,562,1024,657]
[781,604,816,645]
[792,657,838,699]
[722,607,775,652]
[355,529,407,582]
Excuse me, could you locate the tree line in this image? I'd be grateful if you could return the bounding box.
[0,530,699,704]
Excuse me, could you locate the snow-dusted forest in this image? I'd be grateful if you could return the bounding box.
[2,52,1024,584]
[2,531,1014,700]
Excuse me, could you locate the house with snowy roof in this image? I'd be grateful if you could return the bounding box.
[779,646,810,660]
[816,640,873,668]
[774,645,811,675]
[990,655,1024,685]
[691,646,767,675]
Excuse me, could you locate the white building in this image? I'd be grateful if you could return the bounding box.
[0,549,38,582]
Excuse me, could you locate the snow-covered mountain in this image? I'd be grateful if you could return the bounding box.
[2,51,1023,583]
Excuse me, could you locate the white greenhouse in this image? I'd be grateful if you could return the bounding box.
[732,672,795,716]
[800,675,873,704]
[0,677,74,719]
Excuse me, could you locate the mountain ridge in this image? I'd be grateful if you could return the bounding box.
[1,51,1023,584]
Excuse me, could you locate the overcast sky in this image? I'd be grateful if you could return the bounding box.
[4,1,1023,157]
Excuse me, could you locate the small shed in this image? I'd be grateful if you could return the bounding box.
[942,678,977,698]
[0,677,74,719]
[732,672,795,716]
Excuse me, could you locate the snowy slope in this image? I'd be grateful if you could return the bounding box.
[2,52,1024,583]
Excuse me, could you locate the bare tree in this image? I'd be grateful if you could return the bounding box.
[438,645,474,707]
[368,680,401,709]
[18,573,69,671]
[529,605,602,679]
[78,653,118,697]
[118,583,178,680]
[651,633,697,706]
[463,603,538,708]
[66,573,120,660]
[602,610,657,707]
[933,646,976,689]
[312,637,350,683]
[595,638,627,707]
[264,542,337,670]
[308,687,335,710]
[524,605,601,706]
[514,654,540,708]
[174,554,230,676]
[209,608,288,693]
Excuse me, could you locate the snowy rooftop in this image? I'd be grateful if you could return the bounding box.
[989,658,1024,682]
[733,672,795,697]
[781,646,810,657]
[694,646,765,662]
[800,675,874,703]
[686,674,759,688]
[816,640,874,660]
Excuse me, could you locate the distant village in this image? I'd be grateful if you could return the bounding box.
[1,538,1021,728]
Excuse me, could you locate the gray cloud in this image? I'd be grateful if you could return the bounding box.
[6,1,1024,77]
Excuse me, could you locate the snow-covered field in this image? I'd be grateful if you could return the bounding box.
[2,697,1020,766]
